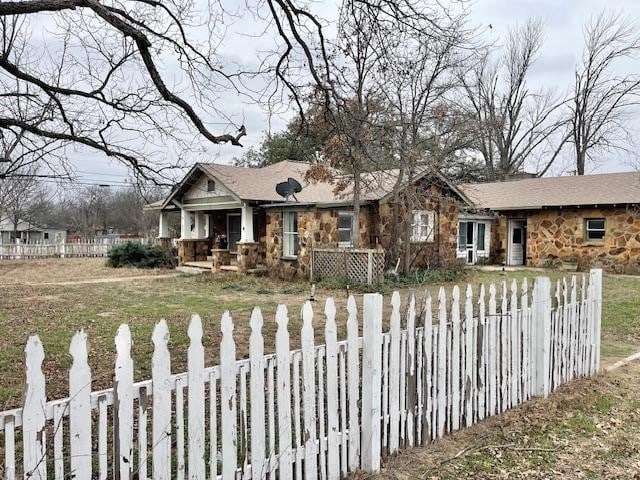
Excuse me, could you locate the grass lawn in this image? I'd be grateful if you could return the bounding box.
[0,258,638,412]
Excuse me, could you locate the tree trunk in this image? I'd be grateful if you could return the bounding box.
[576,149,586,175]
[352,167,361,248]
[402,188,415,275]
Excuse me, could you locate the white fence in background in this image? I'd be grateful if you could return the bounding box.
[0,270,602,479]
[0,239,156,259]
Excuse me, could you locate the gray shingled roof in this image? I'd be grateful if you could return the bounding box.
[460,171,640,210]
[199,161,409,203]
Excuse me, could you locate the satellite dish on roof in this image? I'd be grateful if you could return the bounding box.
[276,177,303,202]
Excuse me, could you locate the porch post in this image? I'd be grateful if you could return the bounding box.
[240,203,254,242]
[194,211,207,239]
[158,211,170,238]
[180,209,191,239]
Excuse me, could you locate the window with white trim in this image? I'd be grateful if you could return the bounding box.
[338,212,354,246]
[207,179,216,192]
[585,218,605,242]
[283,211,299,257]
[410,210,435,242]
[476,222,486,251]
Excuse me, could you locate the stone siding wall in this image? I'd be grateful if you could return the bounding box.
[265,206,373,280]
[376,184,460,269]
[178,239,212,264]
[493,207,640,273]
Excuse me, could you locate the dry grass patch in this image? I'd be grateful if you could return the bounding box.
[372,361,640,479]
[0,257,174,285]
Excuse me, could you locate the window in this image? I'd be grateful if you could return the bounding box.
[207,179,216,192]
[476,222,485,251]
[338,212,354,246]
[585,218,605,242]
[411,210,435,242]
[43,232,49,240]
[283,211,299,257]
[512,227,522,244]
[458,221,468,251]
[190,212,195,232]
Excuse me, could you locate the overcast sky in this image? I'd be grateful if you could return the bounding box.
[72,0,640,187]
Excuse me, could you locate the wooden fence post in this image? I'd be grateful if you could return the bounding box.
[187,315,206,480]
[275,305,293,480]
[250,308,267,480]
[532,277,551,397]
[388,292,401,454]
[300,302,318,480]
[23,336,47,480]
[220,312,238,480]
[114,325,134,480]
[152,320,172,480]
[324,299,340,480]
[346,296,361,470]
[69,330,92,478]
[589,268,603,374]
[360,293,383,473]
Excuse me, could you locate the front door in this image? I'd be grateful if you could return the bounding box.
[227,213,241,253]
[508,220,526,266]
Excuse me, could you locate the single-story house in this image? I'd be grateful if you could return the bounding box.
[146,161,470,278]
[149,161,640,277]
[459,172,640,274]
[0,217,67,244]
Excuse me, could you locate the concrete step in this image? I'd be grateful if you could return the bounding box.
[177,266,209,275]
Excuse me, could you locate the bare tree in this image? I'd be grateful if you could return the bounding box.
[569,11,640,175]
[305,0,464,248]
[0,169,44,240]
[459,19,568,180]
[381,16,473,272]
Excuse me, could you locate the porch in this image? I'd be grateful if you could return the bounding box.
[158,201,267,274]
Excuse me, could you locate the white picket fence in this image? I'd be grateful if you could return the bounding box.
[0,270,602,479]
[0,239,149,259]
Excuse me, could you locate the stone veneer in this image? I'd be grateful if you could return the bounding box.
[492,207,640,274]
[237,242,260,273]
[265,207,373,280]
[211,248,230,272]
[377,183,460,269]
[178,239,211,264]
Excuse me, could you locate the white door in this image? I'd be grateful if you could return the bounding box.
[508,220,526,266]
[459,221,477,265]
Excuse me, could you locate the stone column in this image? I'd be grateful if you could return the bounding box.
[211,248,231,273]
[237,241,259,273]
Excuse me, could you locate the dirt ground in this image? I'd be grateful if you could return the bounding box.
[0,257,175,284]
[373,360,640,479]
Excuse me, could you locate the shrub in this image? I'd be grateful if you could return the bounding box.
[107,242,177,269]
